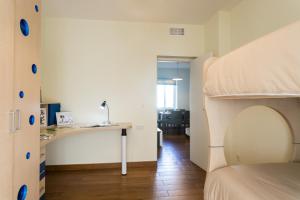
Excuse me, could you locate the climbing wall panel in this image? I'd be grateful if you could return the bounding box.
[14,0,41,199]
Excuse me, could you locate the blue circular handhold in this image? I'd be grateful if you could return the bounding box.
[20,19,29,37]
[35,5,39,12]
[31,64,37,74]
[26,152,31,160]
[29,115,35,125]
[19,91,25,99]
[17,185,28,200]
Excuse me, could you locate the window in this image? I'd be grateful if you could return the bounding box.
[157,84,177,109]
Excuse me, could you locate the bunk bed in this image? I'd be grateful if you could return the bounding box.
[203,20,300,200]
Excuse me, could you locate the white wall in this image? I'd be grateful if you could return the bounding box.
[204,13,219,56]
[230,0,300,50]
[205,0,300,55]
[41,18,204,165]
[157,63,190,110]
[204,11,231,56]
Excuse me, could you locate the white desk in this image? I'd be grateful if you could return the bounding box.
[40,122,132,175]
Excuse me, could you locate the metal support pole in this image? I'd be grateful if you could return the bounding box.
[121,129,127,175]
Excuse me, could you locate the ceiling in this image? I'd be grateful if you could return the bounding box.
[42,0,240,24]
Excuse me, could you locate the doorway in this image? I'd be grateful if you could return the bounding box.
[156,54,212,171]
[156,58,191,165]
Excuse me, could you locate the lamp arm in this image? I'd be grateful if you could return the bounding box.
[106,104,110,123]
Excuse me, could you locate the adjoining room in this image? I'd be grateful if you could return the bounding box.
[157,58,191,138]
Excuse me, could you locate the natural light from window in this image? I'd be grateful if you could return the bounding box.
[157,84,176,109]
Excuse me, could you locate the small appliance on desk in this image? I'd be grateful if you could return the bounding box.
[40,103,61,127]
[56,112,74,127]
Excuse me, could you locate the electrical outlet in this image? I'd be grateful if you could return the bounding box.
[136,125,144,130]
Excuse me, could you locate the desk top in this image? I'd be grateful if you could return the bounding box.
[40,122,132,147]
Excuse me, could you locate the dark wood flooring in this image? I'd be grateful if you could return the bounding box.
[45,134,206,200]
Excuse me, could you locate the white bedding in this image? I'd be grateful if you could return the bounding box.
[204,163,300,200]
[203,20,300,98]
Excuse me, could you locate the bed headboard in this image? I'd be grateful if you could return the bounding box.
[224,105,293,165]
[205,97,300,172]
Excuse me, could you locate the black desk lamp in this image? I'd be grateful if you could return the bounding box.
[100,101,111,125]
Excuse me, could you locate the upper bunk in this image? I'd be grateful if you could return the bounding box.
[203,20,300,99]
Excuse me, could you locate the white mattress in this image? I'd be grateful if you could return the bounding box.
[204,163,300,200]
[203,20,300,98]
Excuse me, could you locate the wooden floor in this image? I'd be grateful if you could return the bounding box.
[45,134,206,200]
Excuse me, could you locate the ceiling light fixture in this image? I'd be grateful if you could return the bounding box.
[172,62,183,81]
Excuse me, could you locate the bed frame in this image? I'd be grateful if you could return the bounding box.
[203,20,300,172]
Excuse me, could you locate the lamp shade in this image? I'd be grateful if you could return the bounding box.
[100,101,107,109]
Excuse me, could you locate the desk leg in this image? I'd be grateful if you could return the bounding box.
[121,129,127,175]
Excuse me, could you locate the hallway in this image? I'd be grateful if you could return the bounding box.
[46,134,206,200]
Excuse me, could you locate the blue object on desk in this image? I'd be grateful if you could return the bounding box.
[48,103,61,126]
